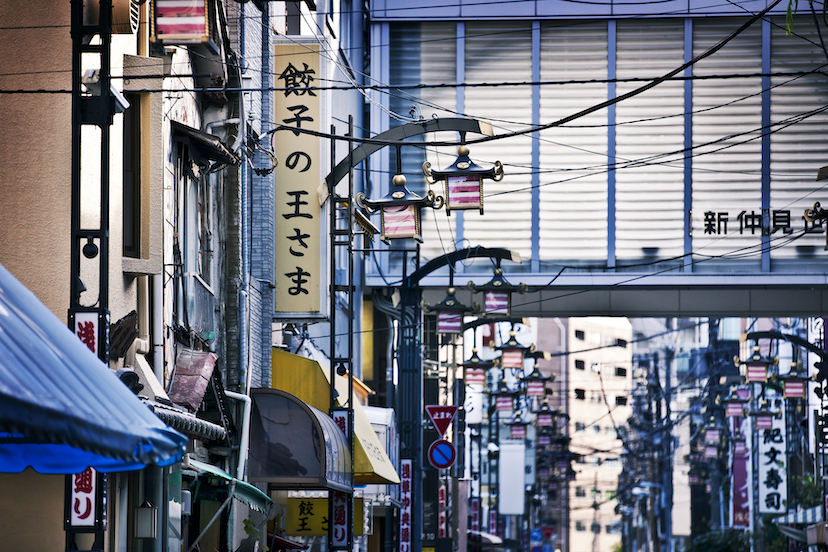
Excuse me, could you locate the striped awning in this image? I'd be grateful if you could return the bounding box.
[772,506,824,525]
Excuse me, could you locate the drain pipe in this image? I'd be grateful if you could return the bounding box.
[152,273,164,385]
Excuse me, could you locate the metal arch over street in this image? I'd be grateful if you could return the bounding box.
[322,117,493,192]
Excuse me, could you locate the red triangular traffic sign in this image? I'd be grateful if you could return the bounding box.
[426,405,458,437]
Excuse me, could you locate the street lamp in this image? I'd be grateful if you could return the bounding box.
[496,330,531,371]
[356,173,443,243]
[424,287,473,335]
[422,142,504,215]
[778,360,809,399]
[741,345,775,383]
[469,266,528,316]
[723,386,749,417]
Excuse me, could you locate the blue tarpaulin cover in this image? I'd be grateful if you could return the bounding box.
[0,263,187,473]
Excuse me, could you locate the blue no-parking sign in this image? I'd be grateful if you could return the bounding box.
[427,439,456,469]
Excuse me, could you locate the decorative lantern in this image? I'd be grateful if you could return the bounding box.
[425,287,473,334]
[537,434,551,446]
[723,386,749,417]
[704,445,719,459]
[492,377,519,412]
[750,401,777,430]
[779,361,809,399]
[704,427,721,445]
[732,433,748,456]
[496,330,531,370]
[422,143,504,214]
[356,174,443,243]
[462,348,494,386]
[534,402,558,428]
[522,364,551,398]
[741,346,775,383]
[468,267,527,316]
[507,412,529,439]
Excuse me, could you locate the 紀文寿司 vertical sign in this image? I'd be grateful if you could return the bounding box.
[273,44,326,320]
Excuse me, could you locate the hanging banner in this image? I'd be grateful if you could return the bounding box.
[273,44,326,321]
[400,460,413,552]
[732,416,751,527]
[470,498,480,532]
[757,393,787,514]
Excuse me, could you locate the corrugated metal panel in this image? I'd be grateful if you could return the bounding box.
[769,15,828,259]
[389,23,459,263]
[691,18,763,267]
[464,22,534,260]
[539,21,609,262]
[616,19,686,262]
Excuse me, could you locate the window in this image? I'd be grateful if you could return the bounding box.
[607,523,622,534]
[606,490,618,500]
[615,367,627,377]
[123,92,141,258]
[591,488,601,498]
[575,389,585,400]
[591,391,602,403]
[575,486,586,497]
[592,425,601,434]
[575,359,585,370]
[286,1,301,35]
[574,422,586,432]
[615,396,628,406]
[591,522,601,534]
[575,330,585,340]
[576,521,586,532]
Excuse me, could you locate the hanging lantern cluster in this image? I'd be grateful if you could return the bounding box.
[422,142,504,215]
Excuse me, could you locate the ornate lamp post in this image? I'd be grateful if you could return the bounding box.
[778,361,809,399]
[424,287,473,335]
[469,266,528,316]
[723,386,749,417]
[422,142,504,215]
[496,330,531,371]
[357,173,443,243]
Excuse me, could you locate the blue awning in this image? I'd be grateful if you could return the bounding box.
[0,262,187,473]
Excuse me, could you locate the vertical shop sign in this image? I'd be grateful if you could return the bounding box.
[273,44,324,319]
[400,459,413,552]
[489,509,498,536]
[470,498,480,532]
[732,416,751,527]
[69,467,97,526]
[757,394,786,514]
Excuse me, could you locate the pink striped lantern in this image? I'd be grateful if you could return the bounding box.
[497,331,530,370]
[523,365,550,398]
[745,361,768,383]
[723,386,748,417]
[430,288,472,334]
[356,174,441,244]
[704,428,720,444]
[780,365,809,399]
[538,468,549,477]
[537,434,551,446]
[152,0,209,43]
[495,394,514,412]
[469,267,527,317]
[537,413,554,427]
[508,415,528,439]
[462,349,494,387]
[465,367,486,386]
[753,411,774,430]
[704,445,718,459]
[422,144,504,215]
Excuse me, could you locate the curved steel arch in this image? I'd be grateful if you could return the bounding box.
[322,117,493,190]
